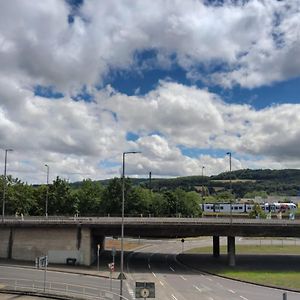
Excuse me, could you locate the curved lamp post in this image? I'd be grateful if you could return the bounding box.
[2,149,13,222]
[120,151,141,299]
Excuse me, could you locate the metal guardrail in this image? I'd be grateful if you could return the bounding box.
[0,277,130,300]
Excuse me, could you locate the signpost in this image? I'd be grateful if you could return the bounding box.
[108,262,115,291]
[135,282,155,299]
[36,256,48,292]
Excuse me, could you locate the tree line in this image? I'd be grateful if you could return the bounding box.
[0,176,202,217]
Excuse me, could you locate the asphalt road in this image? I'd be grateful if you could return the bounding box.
[121,237,300,300]
[0,265,130,300]
[1,237,300,300]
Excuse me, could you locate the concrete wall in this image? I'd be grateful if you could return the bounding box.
[0,226,92,266]
[0,228,11,258]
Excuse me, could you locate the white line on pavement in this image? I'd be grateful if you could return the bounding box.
[152,272,157,278]
[239,296,249,300]
[180,275,187,281]
[159,280,164,286]
[228,289,236,294]
[171,294,178,300]
[193,285,202,292]
[169,266,175,272]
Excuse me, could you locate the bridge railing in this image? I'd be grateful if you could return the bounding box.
[2,215,300,225]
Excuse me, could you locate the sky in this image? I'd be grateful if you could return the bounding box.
[0,0,300,184]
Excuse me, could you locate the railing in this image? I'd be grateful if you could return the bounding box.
[2,215,300,225]
[0,277,130,300]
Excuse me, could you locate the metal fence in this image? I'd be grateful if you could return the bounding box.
[0,277,130,300]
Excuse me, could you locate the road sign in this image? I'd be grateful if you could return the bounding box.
[36,256,48,268]
[108,262,114,272]
[135,282,155,299]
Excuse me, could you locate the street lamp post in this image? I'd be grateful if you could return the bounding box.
[120,151,141,299]
[45,164,49,217]
[226,152,232,224]
[2,149,13,222]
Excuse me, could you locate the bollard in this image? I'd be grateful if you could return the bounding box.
[283,292,287,300]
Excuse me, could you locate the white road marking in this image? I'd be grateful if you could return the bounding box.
[169,266,175,272]
[193,285,202,292]
[206,277,213,281]
[152,272,157,278]
[240,296,249,300]
[159,280,164,286]
[180,275,187,281]
[126,282,135,298]
[148,264,151,269]
[228,289,236,294]
[171,294,178,300]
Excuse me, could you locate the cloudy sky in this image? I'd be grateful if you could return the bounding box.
[1,0,300,184]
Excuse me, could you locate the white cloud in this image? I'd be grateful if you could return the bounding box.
[0,1,299,93]
[1,79,300,182]
[0,1,300,183]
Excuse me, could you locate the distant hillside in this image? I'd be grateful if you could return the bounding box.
[71,169,300,198]
[211,169,300,182]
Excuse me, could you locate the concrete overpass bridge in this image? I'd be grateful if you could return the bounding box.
[1,217,300,267]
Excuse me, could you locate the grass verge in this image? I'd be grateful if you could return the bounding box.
[181,245,300,290]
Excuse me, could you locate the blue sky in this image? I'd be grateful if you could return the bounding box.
[1,0,300,183]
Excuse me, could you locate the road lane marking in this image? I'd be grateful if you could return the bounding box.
[159,280,164,286]
[193,285,202,292]
[206,277,213,281]
[171,294,178,300]
[169,266,175,272]
[228,289,236,294]
[180,275,187,281]
[148,264,151,269]
[126,282,135,298]
[152,272,157,278]
[240,296,249,300]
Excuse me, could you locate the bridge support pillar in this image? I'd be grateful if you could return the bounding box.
[213,236,220,258]
[227,236,235,267]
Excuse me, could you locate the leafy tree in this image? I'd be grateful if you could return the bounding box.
[249,203,266,219]
[215,191,234,202]
[125,186,150,216]
[101,177,133,216]
[149,192,167,217]
[1,176,37,216]
[48,176,76,215]
[72,179,103,216]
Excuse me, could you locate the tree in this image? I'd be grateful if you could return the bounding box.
[72,179,103,216]
[1,176,37,216]
[249,203,266,219]
[48,177,76,215]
